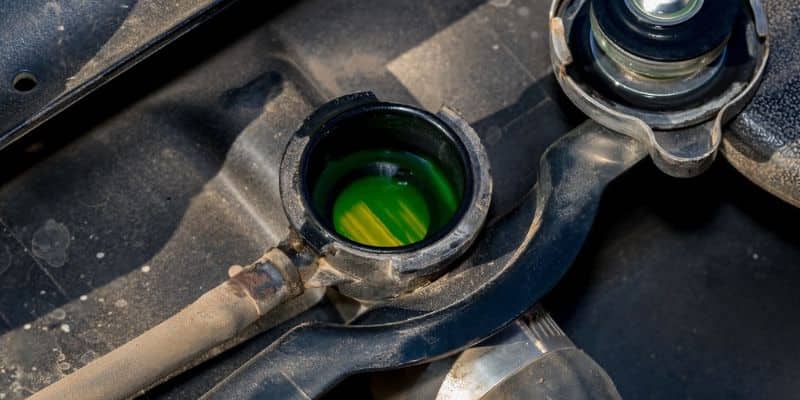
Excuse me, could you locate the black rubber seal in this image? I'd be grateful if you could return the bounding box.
[591,0,742,62]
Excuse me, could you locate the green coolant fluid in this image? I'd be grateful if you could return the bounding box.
[313,149,461,248]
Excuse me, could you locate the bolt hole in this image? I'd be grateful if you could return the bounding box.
[12,72,38,93]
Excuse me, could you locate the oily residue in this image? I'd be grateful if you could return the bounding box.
[31,220,71,268]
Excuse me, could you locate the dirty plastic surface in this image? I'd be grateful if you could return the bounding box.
[0,0,798,399]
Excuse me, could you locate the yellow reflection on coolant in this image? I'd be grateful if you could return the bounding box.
[333,176,430,247]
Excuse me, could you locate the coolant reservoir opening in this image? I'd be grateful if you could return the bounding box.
[302,105,471,249]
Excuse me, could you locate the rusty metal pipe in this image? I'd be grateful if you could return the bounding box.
[30,248,306,400]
